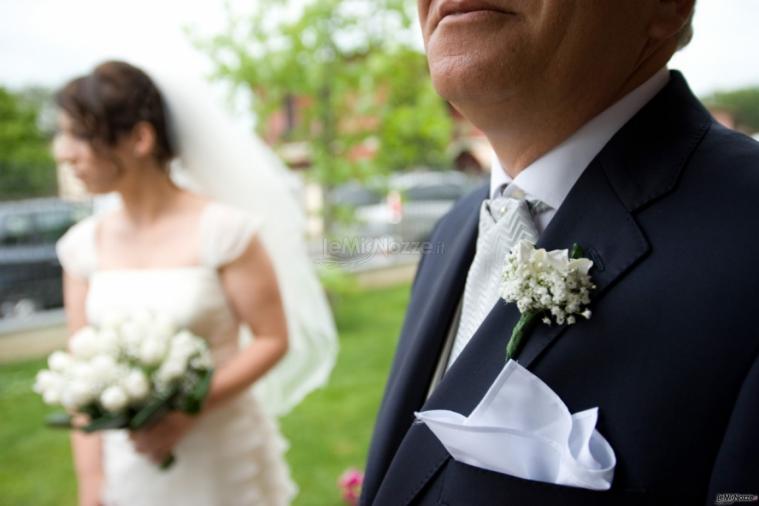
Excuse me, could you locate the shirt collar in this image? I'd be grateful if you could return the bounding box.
[489,67,670,205]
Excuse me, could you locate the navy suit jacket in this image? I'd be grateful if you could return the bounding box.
[361,71,759,505]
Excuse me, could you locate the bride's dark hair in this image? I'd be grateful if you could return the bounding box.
[55,60,175,166]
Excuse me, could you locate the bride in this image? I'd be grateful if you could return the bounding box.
[52,60,337,506]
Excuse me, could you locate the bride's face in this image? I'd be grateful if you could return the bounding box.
[53,112,130,194]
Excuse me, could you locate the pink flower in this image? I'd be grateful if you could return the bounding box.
[338,468,364,505]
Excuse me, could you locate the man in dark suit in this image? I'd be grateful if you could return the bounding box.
[362,0,759,504]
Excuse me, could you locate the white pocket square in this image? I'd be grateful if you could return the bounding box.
[415,359,616,490]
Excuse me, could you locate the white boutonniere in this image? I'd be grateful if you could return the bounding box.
[500,240,596,360]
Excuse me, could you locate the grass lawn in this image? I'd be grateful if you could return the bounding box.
[0,283,411,506]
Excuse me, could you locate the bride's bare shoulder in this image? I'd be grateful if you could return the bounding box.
[177,191,216,216]
[93,208,121,232]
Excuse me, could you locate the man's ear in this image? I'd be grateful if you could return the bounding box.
[131,121,158,160]
[648,0,695,41]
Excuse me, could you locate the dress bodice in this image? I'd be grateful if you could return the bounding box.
[56,201,263,365]
[88,267,242,364]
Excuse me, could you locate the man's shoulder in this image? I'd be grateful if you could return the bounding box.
[694,123,759,184]
[681,122,759,221]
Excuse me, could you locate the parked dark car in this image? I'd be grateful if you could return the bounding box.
[0,198,91,318]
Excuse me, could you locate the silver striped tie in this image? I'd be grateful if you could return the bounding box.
[446,188,548,369]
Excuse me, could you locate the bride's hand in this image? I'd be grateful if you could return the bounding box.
[129,411,197,464]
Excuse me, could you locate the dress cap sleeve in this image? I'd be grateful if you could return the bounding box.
[201,202,264,269]
[55,215,98,280]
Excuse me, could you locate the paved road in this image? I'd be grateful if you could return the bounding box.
[0,310,67,364]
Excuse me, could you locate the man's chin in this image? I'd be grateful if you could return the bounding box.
[430,64,510,108]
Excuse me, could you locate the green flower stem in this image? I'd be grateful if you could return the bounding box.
[159,454,176,470]
[506,309,542,360]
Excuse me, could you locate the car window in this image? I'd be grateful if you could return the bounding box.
[0,213,36,246]
[330,185,383,207]
[35,210,76,242]
[404,184,464,202]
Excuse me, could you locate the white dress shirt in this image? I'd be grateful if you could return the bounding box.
[490,67,670,233]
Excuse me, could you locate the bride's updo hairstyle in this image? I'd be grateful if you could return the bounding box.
[55,60,175,167]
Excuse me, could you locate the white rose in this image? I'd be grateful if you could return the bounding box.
[156,358,186,385]
[144,329,170,351]
[89,354,117,377]
[100,310,126,330]
[569,257,594,275]
[95,361,132,395]
[34,370,62,397]
[69,327,100,359]
[152,314,177,341]
[61,380,97,410]
[169,345,193,367]
[171,331,196,350]
[190,354,213,370]
[132,309,155,328]
[513,240,532,263]
[43,389,61,405]
[74,379,97,400]
[546,249,571,272]
[47,351,73,373]
[122,369,150,401]
[98,329,122,356]
[173,332,207,359]
[139,338,167,366]
[71,362,98,385]
[100,385,129,412]
[120,320,145,354]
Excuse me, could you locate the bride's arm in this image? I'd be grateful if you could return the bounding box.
[130,234,290,464]
[62,271,104,506]
[205,234,289,411]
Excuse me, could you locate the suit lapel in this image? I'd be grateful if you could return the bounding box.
[516,156,649,368]
[373,71,713,505]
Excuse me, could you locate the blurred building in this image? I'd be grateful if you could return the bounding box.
[262,93,493,176]
[709,106,738,130]
[445,103,492,174]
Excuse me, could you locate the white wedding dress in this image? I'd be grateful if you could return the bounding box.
[56,201,297,506]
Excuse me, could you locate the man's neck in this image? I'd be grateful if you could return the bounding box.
[488,67,669,208]
[471,50,675,179]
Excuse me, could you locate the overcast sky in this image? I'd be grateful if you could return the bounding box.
[1,0,757,101]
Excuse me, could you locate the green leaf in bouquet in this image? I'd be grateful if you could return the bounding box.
[129,390,176,430]
[44,411,73,429]
[180,368,214,415]
[82,412,130,433]
[81,402,104,420]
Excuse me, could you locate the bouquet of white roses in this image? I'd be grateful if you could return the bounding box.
[33,310,214,468]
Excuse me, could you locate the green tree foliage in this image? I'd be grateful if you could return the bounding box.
[192,0,453,189]
[0,87,57,199]
[704,87,759,133]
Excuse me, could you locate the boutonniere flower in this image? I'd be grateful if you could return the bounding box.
[500,240,596,360]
